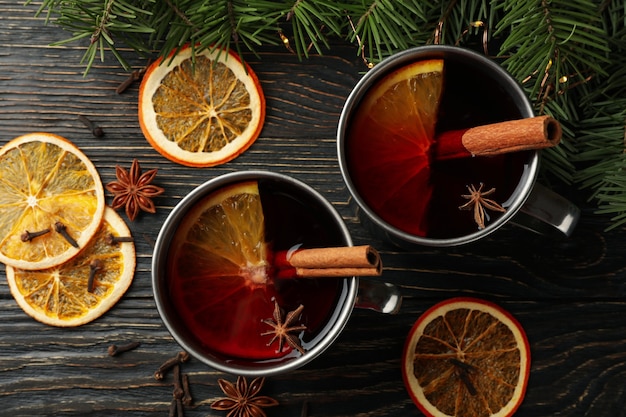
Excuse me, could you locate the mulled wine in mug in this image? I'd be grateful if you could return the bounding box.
[337,45,580,247]
[151,170,401,377]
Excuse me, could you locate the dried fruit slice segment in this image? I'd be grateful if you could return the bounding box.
[139,46,266,167]
[402,297,531,417]
[0,132,105,270]
[6,207,136,327]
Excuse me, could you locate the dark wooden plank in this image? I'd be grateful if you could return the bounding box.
[1,1,626,416]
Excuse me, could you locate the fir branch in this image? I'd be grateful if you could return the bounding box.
[153,0,284,61]
[285,0,343,58]
[35,0,155,74]
[435,0,497,49]
[493,0,613,184]
[496,0,610,106]
[24,0,626,229]
[163,0,193,26]
[345,0,434,63]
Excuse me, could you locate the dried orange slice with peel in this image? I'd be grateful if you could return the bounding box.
[346,60,444,236]
[6,207,136,327]
[403,297,530,417]
[0,133,105,270]
[139,46,266,167]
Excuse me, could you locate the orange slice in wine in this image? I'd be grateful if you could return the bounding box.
[402,297,531,417]
[346,59,444,236]
[167,181,279,359]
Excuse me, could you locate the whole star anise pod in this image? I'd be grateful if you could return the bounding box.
[105,158,164,221]
[261,301,307,355]
[211,376,278,417]
[459,183,506,229]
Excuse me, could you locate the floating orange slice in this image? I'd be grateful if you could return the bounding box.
[6,207,136,327]
[403,297,531,417]
[167,180,289,359]
[0,133,105,270]
[346,59,444,236]
[139,46,266,167]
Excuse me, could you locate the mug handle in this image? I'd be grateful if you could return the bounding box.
[355,280,402,314]
[512,183,580,237]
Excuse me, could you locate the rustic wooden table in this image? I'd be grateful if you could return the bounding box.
[2,2,626,416]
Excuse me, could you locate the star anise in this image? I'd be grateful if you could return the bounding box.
[105,158,164,221]
[459,183,506,229]
[211,376,278,417]
[261,301,307,355]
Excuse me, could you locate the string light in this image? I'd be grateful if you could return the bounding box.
[278,32,294,54]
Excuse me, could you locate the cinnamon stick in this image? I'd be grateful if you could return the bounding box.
[434,115,562,160]
[276,266,381,279]
[274,245,382,278]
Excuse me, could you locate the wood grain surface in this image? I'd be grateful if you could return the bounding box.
[2,2,626,416]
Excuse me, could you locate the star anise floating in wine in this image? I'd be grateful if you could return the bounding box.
[211,376,278,417]
[459,183,506,229]
[105,158,165,221]
[261,301,307,354]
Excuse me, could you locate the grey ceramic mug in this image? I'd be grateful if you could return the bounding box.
[152,170,401,377]
[337,45,580,247]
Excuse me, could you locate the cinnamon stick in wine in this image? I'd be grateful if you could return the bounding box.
[274,245,382,279]
[434,115,562,160]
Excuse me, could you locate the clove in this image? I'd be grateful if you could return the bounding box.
[449,358,475,372]
[458,369,477,396]
[108,341,141,357]
[168,398,176,417]
[154,351,190,380]
[168,398,183,417]
[172,364,184,399]
[116,70,141,94]
[116,63,149,94]
[21,228,51,242]
[78,114,104,137]
[54,221,79,248]
[88,259,103,293]
[449,358,477,396]
[105,233,134,245]
[181,373,192,406]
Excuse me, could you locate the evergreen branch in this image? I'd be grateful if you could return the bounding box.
[23,0,626,229]
[435,0,499,48]
[496,0,610,106]
[163,0,193,26]
[285,0,343,58]
[35,0,155,74]
[345,0,433,63]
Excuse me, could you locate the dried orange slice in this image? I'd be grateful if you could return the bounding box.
[139,46,266,167]
[6,207,136,327]
[402,297,530,417]
[346,60,444,236]
[0,133,105,270]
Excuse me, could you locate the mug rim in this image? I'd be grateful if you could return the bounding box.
[337,45,539,247]
[151,170,358,376]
